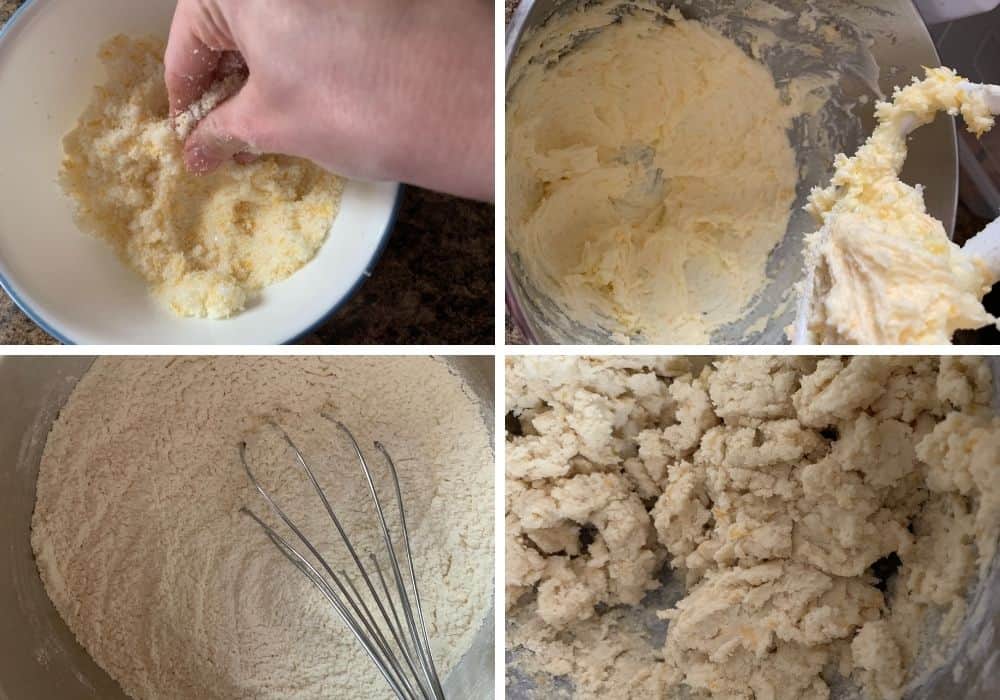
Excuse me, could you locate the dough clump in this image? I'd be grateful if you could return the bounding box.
[507,355,999,699]
[506,2,797,343]
[60,36,344,319]
[799,68,998,344]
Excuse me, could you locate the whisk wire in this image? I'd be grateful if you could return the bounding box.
[239,418,445,700]
[329,418,445,699]
[240,450,425,700]
[254,424,426,684]
[238,507,417,699]
[340,564,425,698]
[369,553,413,660]
[239,438,407,679]
[376,441,446,698]
[239,488,419,700]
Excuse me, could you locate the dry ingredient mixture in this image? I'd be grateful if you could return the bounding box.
[507,356,1000,699]
[32,357,493,700]
[506,2,798,343]
[800,68,999,344]
[60,36,344,319]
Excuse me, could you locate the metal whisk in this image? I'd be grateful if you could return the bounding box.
[238,415,445,700]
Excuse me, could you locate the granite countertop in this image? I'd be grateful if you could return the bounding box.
[0,0,493,345]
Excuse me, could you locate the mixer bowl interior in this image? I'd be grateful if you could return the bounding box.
[505,356,1000,699]
[505,0,959,345]
[0,357,495,700]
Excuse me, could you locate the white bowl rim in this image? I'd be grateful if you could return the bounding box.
[0,0,404,346]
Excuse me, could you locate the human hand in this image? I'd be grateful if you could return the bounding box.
[165,0,494,201]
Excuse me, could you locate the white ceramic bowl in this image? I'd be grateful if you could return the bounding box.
[0,0,401,345]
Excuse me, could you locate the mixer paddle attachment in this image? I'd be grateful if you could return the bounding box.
[238,417,445,700]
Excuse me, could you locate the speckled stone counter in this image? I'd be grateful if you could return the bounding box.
[0,0,493,345]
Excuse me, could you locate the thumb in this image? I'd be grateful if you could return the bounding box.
[183,85,261,175]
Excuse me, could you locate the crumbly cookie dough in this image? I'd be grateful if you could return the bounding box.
[60,36,344,319]
[506,2,798,343]
[506,356,999,699]
[800,68,998,344]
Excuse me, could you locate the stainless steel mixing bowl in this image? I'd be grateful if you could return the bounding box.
[506,0,960,344]
[0,357,495,700]
[507,356,1000,699]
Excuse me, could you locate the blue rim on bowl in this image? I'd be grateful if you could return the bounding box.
[284,187,404,345]
[0,0,403,346]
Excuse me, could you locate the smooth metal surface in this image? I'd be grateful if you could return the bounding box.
[506,0,959,345]
[0,357,494,700]
[0,357,111,700]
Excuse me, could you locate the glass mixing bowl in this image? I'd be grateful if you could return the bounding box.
[506,0,959,344]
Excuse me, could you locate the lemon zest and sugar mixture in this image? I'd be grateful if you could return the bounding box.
[60,35,344,319]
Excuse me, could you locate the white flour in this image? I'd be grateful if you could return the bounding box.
[31,357,493,699]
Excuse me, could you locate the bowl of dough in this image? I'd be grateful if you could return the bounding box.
[0,0,400,344]
[505,0,959,344]
[0,356,495,699]
[506,355,999,699]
